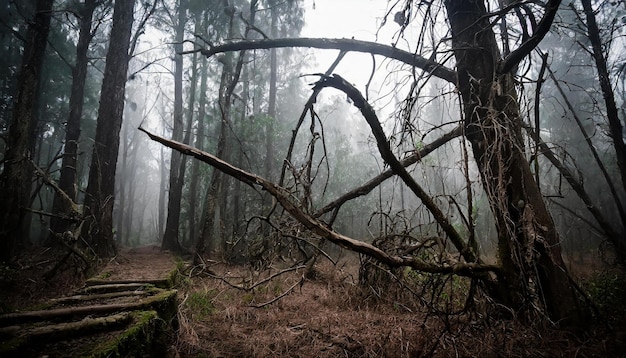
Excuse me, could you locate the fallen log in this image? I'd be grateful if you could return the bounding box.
[76,282,156,295]
[0,289,177,325]
[0,312,132,344]
[85,278,171,289]
[49,290,151,305]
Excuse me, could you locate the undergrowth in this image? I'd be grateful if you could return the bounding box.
[584,269,626,325]
[173,258,620,357]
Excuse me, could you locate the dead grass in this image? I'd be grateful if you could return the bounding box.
[173,257,621,357]
[4,245,620,356]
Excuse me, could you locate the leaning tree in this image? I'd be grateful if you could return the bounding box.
[145,0,598,325]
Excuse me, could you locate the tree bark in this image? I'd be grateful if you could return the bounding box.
[580,0,626,261]
[444,0,584,325]
[195,37,456,84]
[189,56,208,244]
[0,0,54,263]
[265,2,278,180]
[161,0,187,252]
[49,0,97,239]
[194,5,244,261]
[82,0,135,258]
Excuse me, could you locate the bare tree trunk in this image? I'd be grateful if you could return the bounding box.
[161,0,187,252]
[189,55,208,244]
[123,126,140,245]
[0,0,54,263]
[580,0,626,262]
[232,66,250,238]
[82,0,135,258]
[265,3,278,180]
[195,76,229,259]
[116,111,131,243]
[444,0,585,325]
[49,0,97,239]
[194,3,244,262]
[178,34,200,247]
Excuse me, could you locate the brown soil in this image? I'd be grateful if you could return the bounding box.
[96,244,178,282]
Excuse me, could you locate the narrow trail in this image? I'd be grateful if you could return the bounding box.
[0,244,181,357]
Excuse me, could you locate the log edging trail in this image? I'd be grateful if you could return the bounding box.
[0,246,181,357]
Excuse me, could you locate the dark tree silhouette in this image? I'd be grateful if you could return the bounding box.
[82,0,136,258]
[49,0,99,239]
[0,0,54,263]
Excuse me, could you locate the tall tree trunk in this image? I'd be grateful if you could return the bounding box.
[161,0,187,252]
[178,34,200,247]
[116,110,131,243]
[81,0,135,258]
[49,0,97,239]
[233,66,250,238]
[195,75,229,260]
[158,140,167,240]
[0,0,54,263]
[581,0,626,262]
[189,53,208,244]
[265,2,278,180]
[123,125,140,245]
[194,3,243,262]
[444,0,585,325]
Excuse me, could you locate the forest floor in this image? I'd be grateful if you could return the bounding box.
[174,254,625,357]
[2,245,624,357]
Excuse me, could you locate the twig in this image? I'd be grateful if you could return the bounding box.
[251,276,304,308]
[202,264,306,291]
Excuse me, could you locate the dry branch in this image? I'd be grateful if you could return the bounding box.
[525,125,624,252]
[311,74,478,264]
[139,127,499,277]
[190,37,457,84]
[314,125,463,217]
[250,276,305,308]
[498,0,562,73]
[201,265,307,291]
[31,160,81,216]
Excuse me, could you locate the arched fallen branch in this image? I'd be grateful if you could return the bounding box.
[139,125,498,277]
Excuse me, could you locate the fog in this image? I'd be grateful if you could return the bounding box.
[0,0,623,267]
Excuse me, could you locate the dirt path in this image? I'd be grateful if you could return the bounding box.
[0,244,180,357]
[97,244,179,282]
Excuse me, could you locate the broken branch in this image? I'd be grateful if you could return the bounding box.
[139,127,498,277]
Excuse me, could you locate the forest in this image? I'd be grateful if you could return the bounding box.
[1,0,626,356]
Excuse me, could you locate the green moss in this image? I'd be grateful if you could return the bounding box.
[91,310,165,358]
[272,283,283,296]
[141,289,178,323]
[165,258,189,289]
[97,271,112,279]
